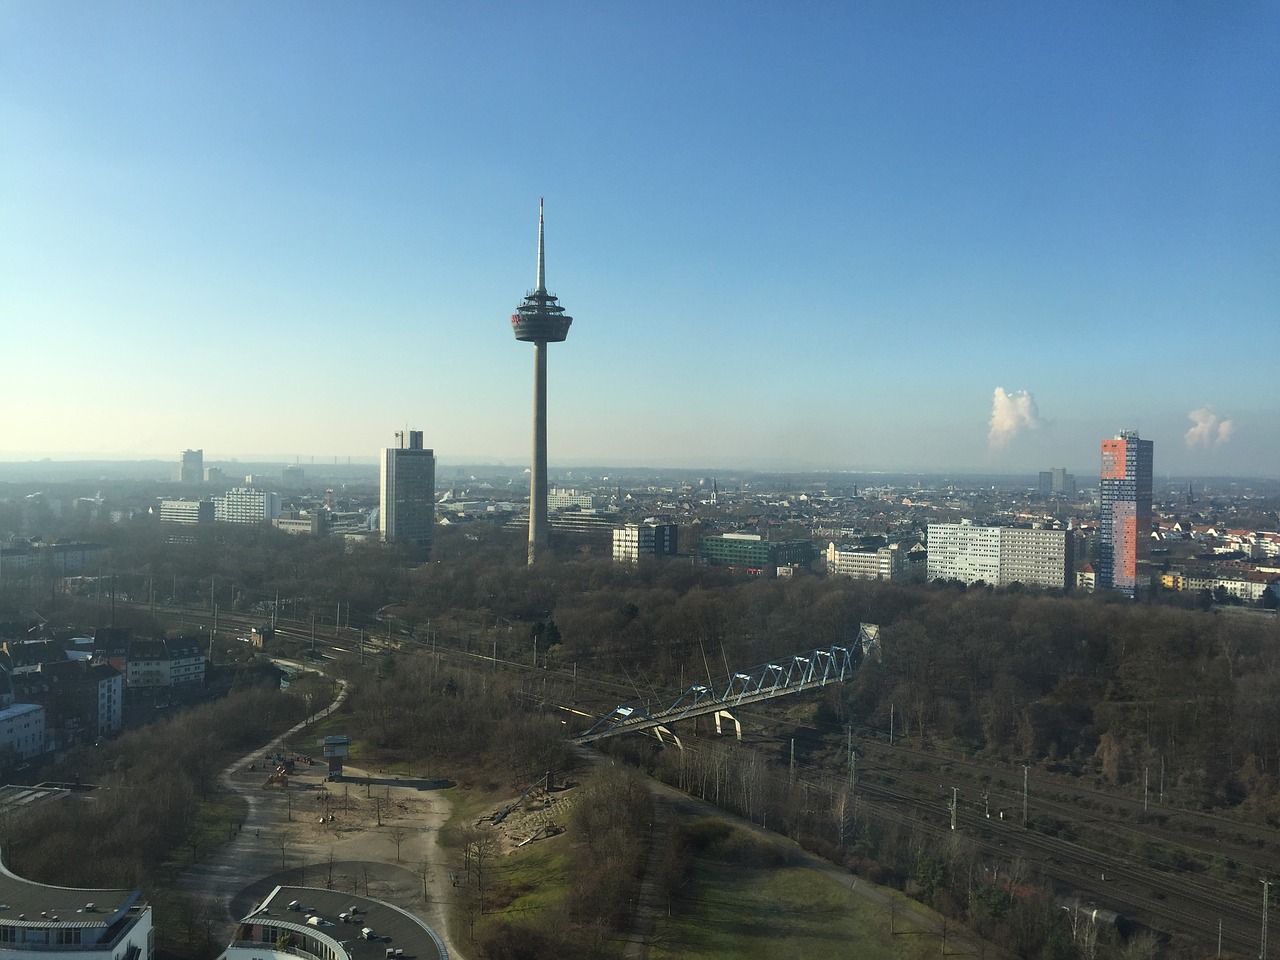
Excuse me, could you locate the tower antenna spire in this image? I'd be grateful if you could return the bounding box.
[536,197,546,293]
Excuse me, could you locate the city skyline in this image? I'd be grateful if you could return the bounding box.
[2,4,1276,476]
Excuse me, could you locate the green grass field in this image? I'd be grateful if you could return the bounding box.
[650,846,941,960]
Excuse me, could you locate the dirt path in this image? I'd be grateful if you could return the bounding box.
[175,684,466,960]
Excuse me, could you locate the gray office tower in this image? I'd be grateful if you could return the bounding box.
[510,199,574,564]
[380,430,435,557]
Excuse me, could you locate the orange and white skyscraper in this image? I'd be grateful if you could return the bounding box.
[1098,430,1153,599]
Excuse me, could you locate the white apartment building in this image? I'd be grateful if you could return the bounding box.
[89,663,124,738]
[927,522,1002,585]
[826,542,909,581]
[0,703,45,761]
[215,487,282,524]
[158,499,213,524]
[998,527,1072,589]
[927,522,1071,589]
[123,639,205,688]
[613,522,678,562]
[548,488,602,510]
[0,863,153,960]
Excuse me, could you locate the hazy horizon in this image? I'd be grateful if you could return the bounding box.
[3,4,1276,478]
[3,453,1275,489]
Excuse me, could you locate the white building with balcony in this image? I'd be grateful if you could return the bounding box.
[0,861,153,960]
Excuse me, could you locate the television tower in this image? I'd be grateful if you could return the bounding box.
[511,199,573,564]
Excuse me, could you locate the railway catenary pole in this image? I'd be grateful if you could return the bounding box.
[1262,878,1270,960]
[1023,764,1029,825]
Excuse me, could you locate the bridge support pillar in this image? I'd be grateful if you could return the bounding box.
[650,725,683,750]
[714,709,742,740]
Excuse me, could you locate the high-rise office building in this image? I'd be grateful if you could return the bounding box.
[1098,430,1153,599]
[178,449,203,483]
[1038,467,1076,497]
[380,430,435,555]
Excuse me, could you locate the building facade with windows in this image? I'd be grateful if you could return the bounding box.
[699,533,814,573]
[159,499,214,524]
[221,883,445,960]
[380,430,435,554]
[927,522,1071,589]
[0,863,153,960]
[121,638,205,689]
[0,703,45,761]
[178,449,203,484]
[1098,431,1153,599]
[613,522,679,563]
[1038,467,1076,497]
[548,488,602,510]
[215,487,282,525]
[826,541,910,581]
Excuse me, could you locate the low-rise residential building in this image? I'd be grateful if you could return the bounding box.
[548,488,603,510]
[123,638,205,688]
[700,533,814,573]
[0,703,45,761]
[7,659,123,748]
[1160,569,1280,603]
[159,499,214,524]
[273,512,327,536]
[1076,562,1097,591]
[826,541,909,581]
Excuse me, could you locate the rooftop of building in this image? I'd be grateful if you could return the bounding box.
[0,860,143,933]
[236,884,445,960]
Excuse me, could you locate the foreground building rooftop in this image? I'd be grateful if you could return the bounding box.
[0,860,153,960]
[223,884,446,960]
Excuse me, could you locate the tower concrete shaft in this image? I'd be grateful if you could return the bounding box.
[529,341,548,564]
[511,199,573,565]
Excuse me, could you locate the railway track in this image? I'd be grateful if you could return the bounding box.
[122,612,1270,957]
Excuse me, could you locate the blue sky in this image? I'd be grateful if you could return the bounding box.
[2,2,1276,477]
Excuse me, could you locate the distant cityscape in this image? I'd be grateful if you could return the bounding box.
[3,431,1277,610]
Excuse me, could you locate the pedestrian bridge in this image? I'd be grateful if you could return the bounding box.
[572,623,880,749]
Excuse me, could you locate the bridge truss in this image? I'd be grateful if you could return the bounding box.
[572,623,880,748]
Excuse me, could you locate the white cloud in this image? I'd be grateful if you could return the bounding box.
[1185,408,1235,448]
[988,387,1043,450]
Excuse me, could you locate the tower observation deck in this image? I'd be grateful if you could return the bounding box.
[511,200,573,342]
[512,199,574,564]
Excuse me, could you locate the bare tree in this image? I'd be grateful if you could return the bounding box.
[387,825,410,862]
[471,831,499,900]
[417,858,433,901]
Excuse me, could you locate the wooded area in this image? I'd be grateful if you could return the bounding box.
[5,522,1279,959]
